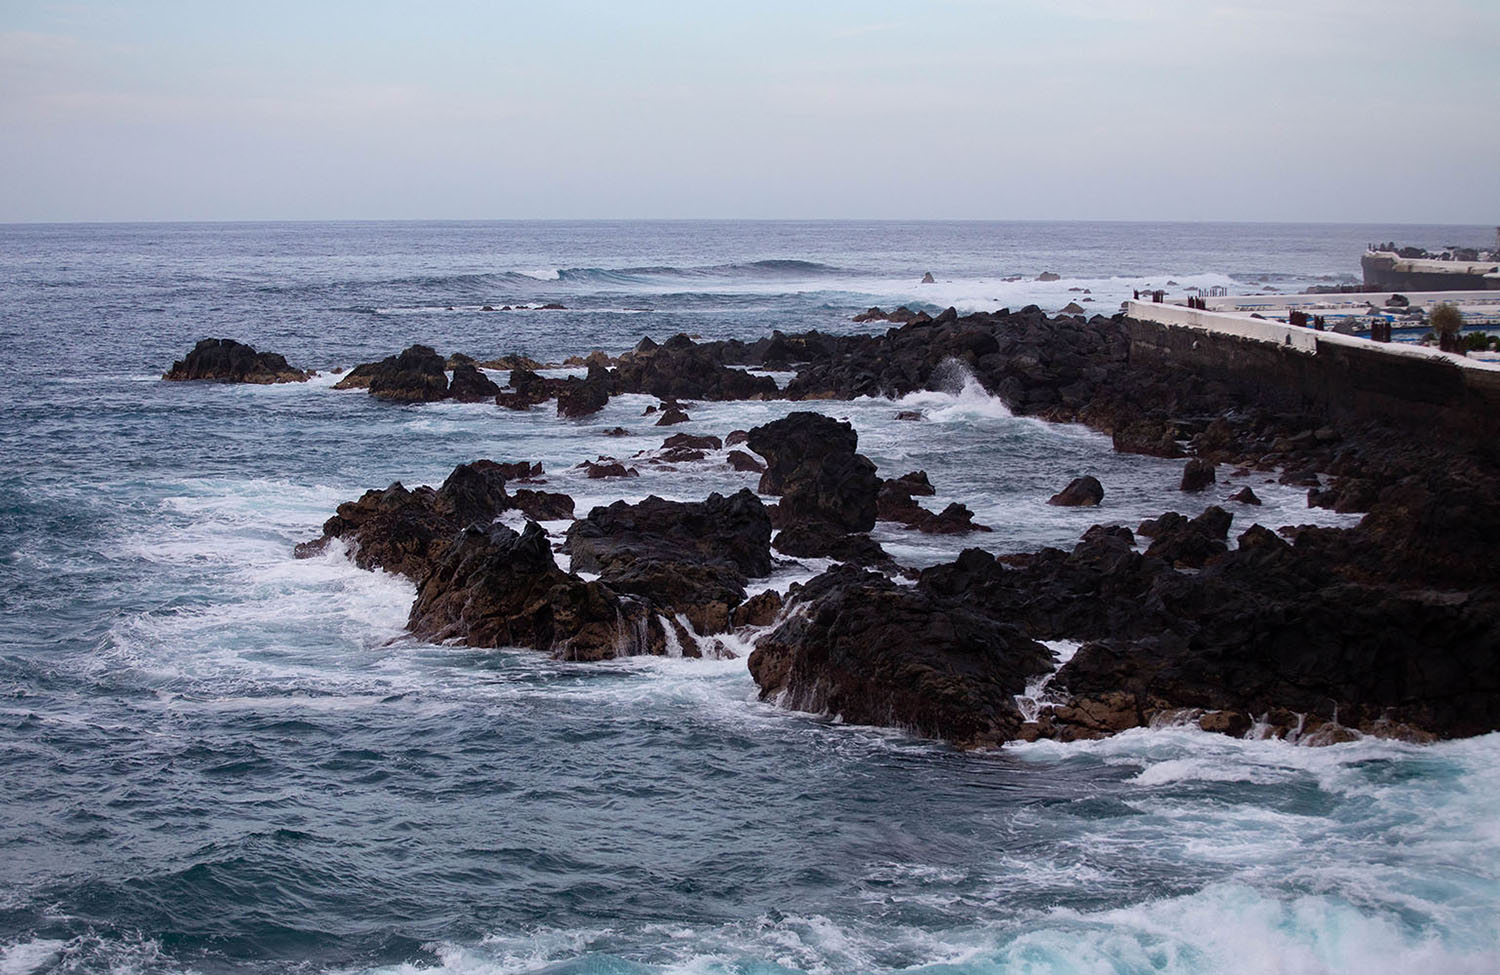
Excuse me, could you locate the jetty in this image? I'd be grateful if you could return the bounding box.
[1124,291,1500,441]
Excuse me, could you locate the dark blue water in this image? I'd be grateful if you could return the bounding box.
[1,221,1497,975]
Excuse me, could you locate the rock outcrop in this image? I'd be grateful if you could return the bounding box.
[1048,476,1104,507]
[335,345,450,402]
[164,339,308,383]
[294,459,515,583]
[565,489,772,636]
[611,334,779,401]
[748,565,1054,748]
[407,521,651,661]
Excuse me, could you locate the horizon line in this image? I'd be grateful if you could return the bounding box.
[1,217,1491,229]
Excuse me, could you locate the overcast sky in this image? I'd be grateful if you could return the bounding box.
[2,0,1496,222]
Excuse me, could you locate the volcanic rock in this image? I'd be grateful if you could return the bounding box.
[1048,475,1104,507]
[1180,458,1217,492]
[164,338,308,384]
[748,565,1054,747]
[746,412,879,533]
[449,363,501,402]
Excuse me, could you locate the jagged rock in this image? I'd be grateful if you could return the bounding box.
[565,490,772,635]
[164,338,308,384]
[294,459,514,584]
[449,363,501,402]
[734,590,784,628]
[727,450,764,472]
[556,363,611,418]
[1180,458,1217,492]
[495,367,554,410]
[894,471,935,496]
[748,565,1054,747]
[655,407,690,426]
[611,334,778,401]
[1142,506,1232,568]
[746,412,879,533]
[1048,475,1104,507]
[338,345,450,402]
[919,502,991,534]
[407,521,649,661]
[771,525,891,565]
[510,489,575,521]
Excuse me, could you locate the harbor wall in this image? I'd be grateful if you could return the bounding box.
[1123,313,1500,446]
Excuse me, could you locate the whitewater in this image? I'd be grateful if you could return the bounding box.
[1,220,1497,975]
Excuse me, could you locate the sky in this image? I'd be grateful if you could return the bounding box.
[1,0,1497,223]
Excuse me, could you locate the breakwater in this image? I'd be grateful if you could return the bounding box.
[1124,301,1500,446]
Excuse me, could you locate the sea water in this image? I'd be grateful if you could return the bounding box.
[0,220,1496,975]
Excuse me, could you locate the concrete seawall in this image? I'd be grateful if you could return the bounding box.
[1123,302,1500,445]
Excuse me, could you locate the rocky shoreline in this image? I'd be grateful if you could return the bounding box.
[172,304,1500,748]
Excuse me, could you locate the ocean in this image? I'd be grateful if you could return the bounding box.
[1,220,1497,975]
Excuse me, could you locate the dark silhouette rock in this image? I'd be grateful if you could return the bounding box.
[1180,458,1217,492]
[611,334,778,401]
[746,412,879,533]
[727,450,765,472]
[1228,486,1262,505]
[341,345,450,402]
[1048,475,1104,507]
[662,433,722,451]
[655,407,690,426]
[1142,506,1232,568]
[748,565,1054,747]
[449,363,501,402]
[294,459,515,584]
[556,364,611,418]
[771,525,891,565]
[407,521,650,661]
[495,367,554,410]
[565,490,772,636]
[510,489,575,521]
[164,338,308,384]
[581,460,638,479]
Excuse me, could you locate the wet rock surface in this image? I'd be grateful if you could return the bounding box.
[292,305,1500,747]
[294,459,517,584]
[164,338,308,384]
[748,565,1055,748]
[335,344,451,402]
[564,489,772,638]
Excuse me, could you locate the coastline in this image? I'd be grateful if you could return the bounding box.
[175,299,1500,751]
